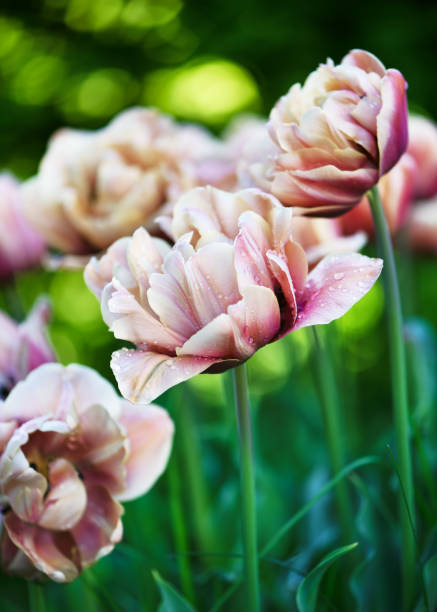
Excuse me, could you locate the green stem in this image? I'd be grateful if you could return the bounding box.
[28,583,46,612]
[232,363,260,612]
[168,459,196,605]
[175,395,217,557]
[311,326,355,543]
[368,184,415,608]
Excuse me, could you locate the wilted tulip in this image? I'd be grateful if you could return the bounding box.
[407,115,437,200]
[250,50,408,215]
[0,174,45,280]
[85,187,383,404]
[21,108,224,254]
[0,299,55,398]
[341,152,417,237]
[0,363,174,582]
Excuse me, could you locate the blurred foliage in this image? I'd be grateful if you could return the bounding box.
[1,1,437,610]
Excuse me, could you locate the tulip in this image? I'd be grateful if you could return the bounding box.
[0,363,174,582]
[0,299,55,399]
[0,174,45,280]
[407,115,437,200]
[21,108,225,254]
[249,50,408,215]
[85,187,383,404]
[408,197,437,252]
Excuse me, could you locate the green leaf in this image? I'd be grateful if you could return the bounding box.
[423,554,437,612]
[296,543,359,612]
[153,571,196,612]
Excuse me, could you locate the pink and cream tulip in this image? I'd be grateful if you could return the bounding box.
[0,363,174,582]
[85,186,383,404]
[21,108,224,254]
[0,174,45,280]
[407,115,437,200]
[0,299,55,398]
[249,50,408,215]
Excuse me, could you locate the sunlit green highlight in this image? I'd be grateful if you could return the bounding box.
[144,59,260,125]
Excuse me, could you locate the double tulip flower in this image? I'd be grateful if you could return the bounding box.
[85,186,383,404]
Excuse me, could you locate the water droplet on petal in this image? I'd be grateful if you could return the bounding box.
[334,272,345,280]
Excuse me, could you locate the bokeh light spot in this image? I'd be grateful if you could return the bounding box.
[144,59,260,125]
[121,0,182,29]
[10,55,66,105]
[50,270,106,331]
[61,69,138,119]
[65,0,122,32]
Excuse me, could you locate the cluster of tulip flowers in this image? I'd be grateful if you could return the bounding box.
[1,48,437,610]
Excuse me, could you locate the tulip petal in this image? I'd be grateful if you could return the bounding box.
[4,512,79,582]
[1,528,42,581]
[178,313,249,359]
[103,279,186,351]
[228,285,281,349]
[116,401,174,501]
[111,348,219,404]
[71,485,123,568]
[294,253,383,330]
[377,70,409,175]
[38,458,87,530]
[73,404,127,496]
[2,364,77,425]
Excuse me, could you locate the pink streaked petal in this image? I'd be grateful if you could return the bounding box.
[104,279,186,350]
[284,239,308,293]
[1,529,43,581]
[2,364,78,426]
[84,236,131,300]
[234,212,274,291]
[38,458,87,530]
[71,485,123,568]
[127,228,170,300]
[4,513,79,582]
[272,165,378,207]
[74,404,127,496]
[64,363,121,420]
[116,401,174,502]
[178,313,248,360]
[294,253,383,330]
[377,70,409,176]
[19,298,55,371]
[266,250,298,329]
[228,285,281,350]
[111,348,219,404]
[341,49,386,77]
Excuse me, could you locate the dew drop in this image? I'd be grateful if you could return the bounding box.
[334,272,345,280]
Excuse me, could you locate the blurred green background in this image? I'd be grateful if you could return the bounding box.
[1,1,437,610]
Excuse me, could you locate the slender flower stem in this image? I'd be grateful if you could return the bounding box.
[232,363,260,612]
[28,583,46,612]
[311,326,355,543]
[175,393,217,557]
[168,458,196,605]
[368,184,415,608]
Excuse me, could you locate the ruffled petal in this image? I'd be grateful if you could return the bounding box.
[73,404,127,496]
[3,512,79,582]
[377,70,409,175]
[71,485,123,568]
[38,458,87,530]
[116,401,174,502]
[111,348,219,404]
[228,285,281,349]
[294,253,383,330]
